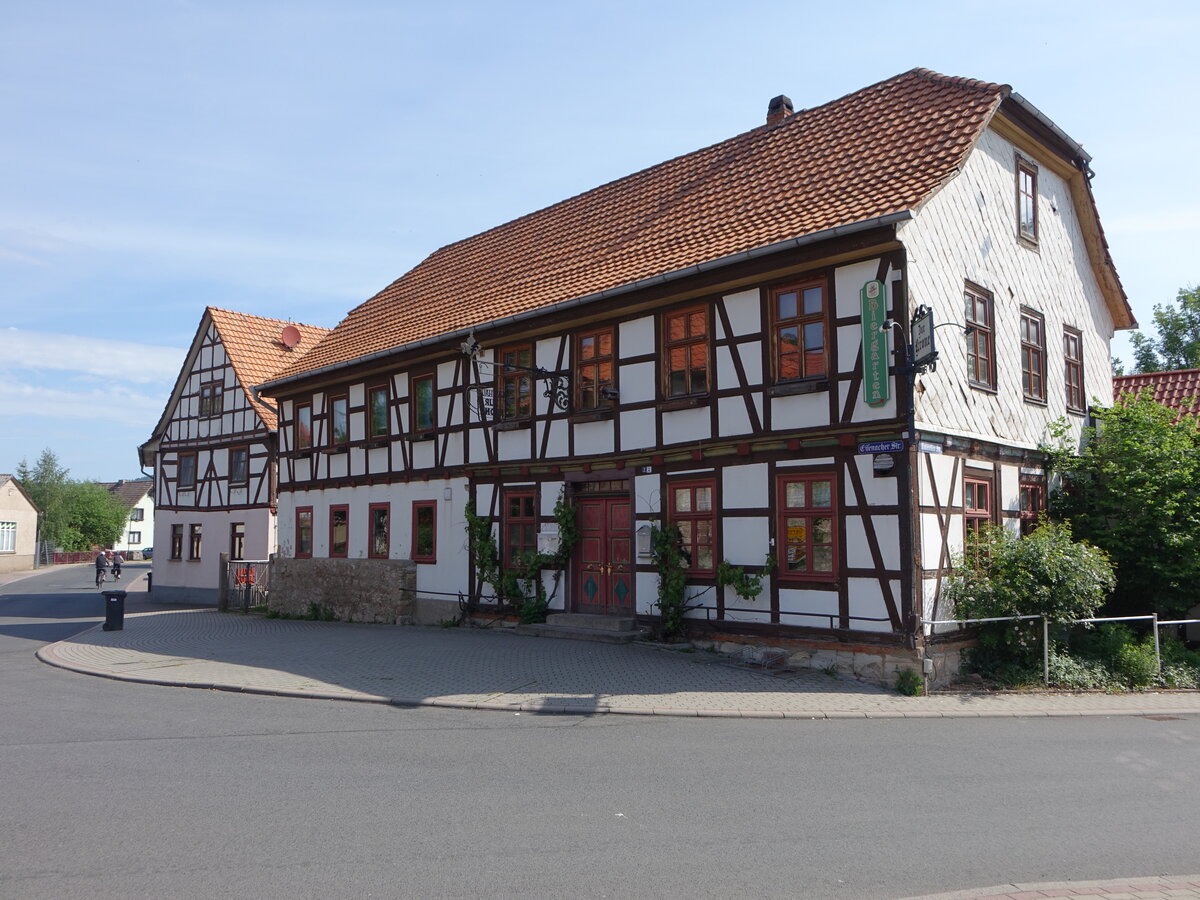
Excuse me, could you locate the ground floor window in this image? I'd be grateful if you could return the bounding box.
[413,501,436,563]
[1019,481,1045,536]
[502,490,537,565]
[0,522,15,553]
[329,505,349,558]
[777,473,837,581]
[964,475,994,537]
[668,478,716,575]
[170,524,184,559]
[230,522,245,561]
[188,524,202,560]
[128,531,141,545]
[296,508,313,558]
[369,503,390,559]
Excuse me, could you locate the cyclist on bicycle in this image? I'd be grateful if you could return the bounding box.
[94,551,109,587]
[111,552,124,580]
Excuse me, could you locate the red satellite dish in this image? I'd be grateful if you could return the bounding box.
[280,325,301,349]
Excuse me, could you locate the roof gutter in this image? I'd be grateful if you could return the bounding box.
[257,210,913,394]
[1006,91,1092,170]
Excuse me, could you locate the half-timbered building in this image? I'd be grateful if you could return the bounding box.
[257,69,1134,681]
[139,308,328,603]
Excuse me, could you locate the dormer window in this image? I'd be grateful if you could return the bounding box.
[1017,158,1038,245]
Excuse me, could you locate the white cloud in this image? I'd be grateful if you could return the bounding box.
[0,328,185,384]
[0,379,166,423]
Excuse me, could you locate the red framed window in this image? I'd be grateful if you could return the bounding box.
[668,478,716,575]
[663,305,709,398]
[412,374,435,433]
[1017,158,1038,244]
[330,395,349,446]
[229,446,249,486]
[1064,327,1085,413]
[575,328,615,411]
[199,382,223,418]
[295,403,312,449]
[777,473,837,581]
[368,386,390,438]
[772,279,827,381]
[1019,481,1045,536]
[1020,309,1046,402]
[412,501,436,563]
[502,490,537,566]
[230,522,245,561]
[178,452,197,490]
[188,524,203,560]
[369,503,390,559]
[499,344,533,419]
[170,524,184,560]
[965,285,995,390]
[329,505,349,558]
[295,507,313,558]
[964,476,994,537]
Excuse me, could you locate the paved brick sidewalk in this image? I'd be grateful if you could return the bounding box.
[36,603,1200,720]
[904,874,1200,899]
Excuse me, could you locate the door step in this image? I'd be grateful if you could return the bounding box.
[515,613,648,644]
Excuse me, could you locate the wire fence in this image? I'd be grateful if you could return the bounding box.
[921,613,1200,685]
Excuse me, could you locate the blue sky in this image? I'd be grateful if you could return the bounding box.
[2,1,1198,481]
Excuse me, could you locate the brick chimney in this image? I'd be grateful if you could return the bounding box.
[766,94,794,126]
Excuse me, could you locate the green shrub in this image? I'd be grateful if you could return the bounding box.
[895,669,924,696]
[1046,651,1116,690]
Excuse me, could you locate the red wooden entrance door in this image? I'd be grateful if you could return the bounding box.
[574,496,633,616]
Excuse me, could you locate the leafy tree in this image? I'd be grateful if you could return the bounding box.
[1129,285,1200,373]
[15,448,128,551]
[1047,394,1200,616]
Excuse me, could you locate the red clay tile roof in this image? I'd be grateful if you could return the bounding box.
[269,68,1115,383]
[1114,369,1200,416]
[208,308,330,428]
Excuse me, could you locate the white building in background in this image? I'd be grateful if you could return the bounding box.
[97,480,154,558]
[139,308,329,603]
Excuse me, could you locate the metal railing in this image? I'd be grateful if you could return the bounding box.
[224,559,271,613]
[922,614,1200,685]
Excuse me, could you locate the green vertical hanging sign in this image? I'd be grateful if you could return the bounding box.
[860,279,890,407]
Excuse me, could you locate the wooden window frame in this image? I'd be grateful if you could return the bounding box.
[368,502,390,559]
[295,507,313,559]
[330,394,349,447]
[776,472,838,583]
[170,524,184,560]
[1020,308,1047,403]
[498,344,534,420]
[130,507,145,521]
[964,284,996,391]
[230,522,245,561]
[368,385,390,439]
[412,501,437,563]
[771,278,828,383]
[188,523,202,561]
[128,531,141,545]
[198,381,223,418]
[574,328,615,412]
[1064,327,1085,413]
[662,304,710,399]
[177,452,197,490]
[1017,157,1039,245]
[295,402,313,450]
[1019,481,1045,537]
[964,475,994,538]
[411,373,436,434]
[229,446,249,486]
[329,505,349,558]
[502,489,538,567]
[667,477,717,577]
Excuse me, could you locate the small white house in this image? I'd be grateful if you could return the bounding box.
[0,474,40,574]
[98,480,154,558]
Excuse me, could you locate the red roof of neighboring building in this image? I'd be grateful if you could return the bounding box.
[1114,369,1200,416]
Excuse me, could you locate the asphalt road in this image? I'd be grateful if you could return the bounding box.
[2,566,1198,899]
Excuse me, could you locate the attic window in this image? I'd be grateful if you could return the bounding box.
[1017,158,1038,245]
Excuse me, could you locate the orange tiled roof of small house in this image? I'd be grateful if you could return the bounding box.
[207,308,330,428]
[1114,369,1200,418]
[268,68,1130,383]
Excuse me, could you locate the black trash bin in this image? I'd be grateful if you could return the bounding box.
[101,590,127,631]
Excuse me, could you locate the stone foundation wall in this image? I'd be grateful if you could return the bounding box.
[270,557,416,624]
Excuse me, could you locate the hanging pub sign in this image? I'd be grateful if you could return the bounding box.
[860,279,889,407]
[911,304,938,373]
